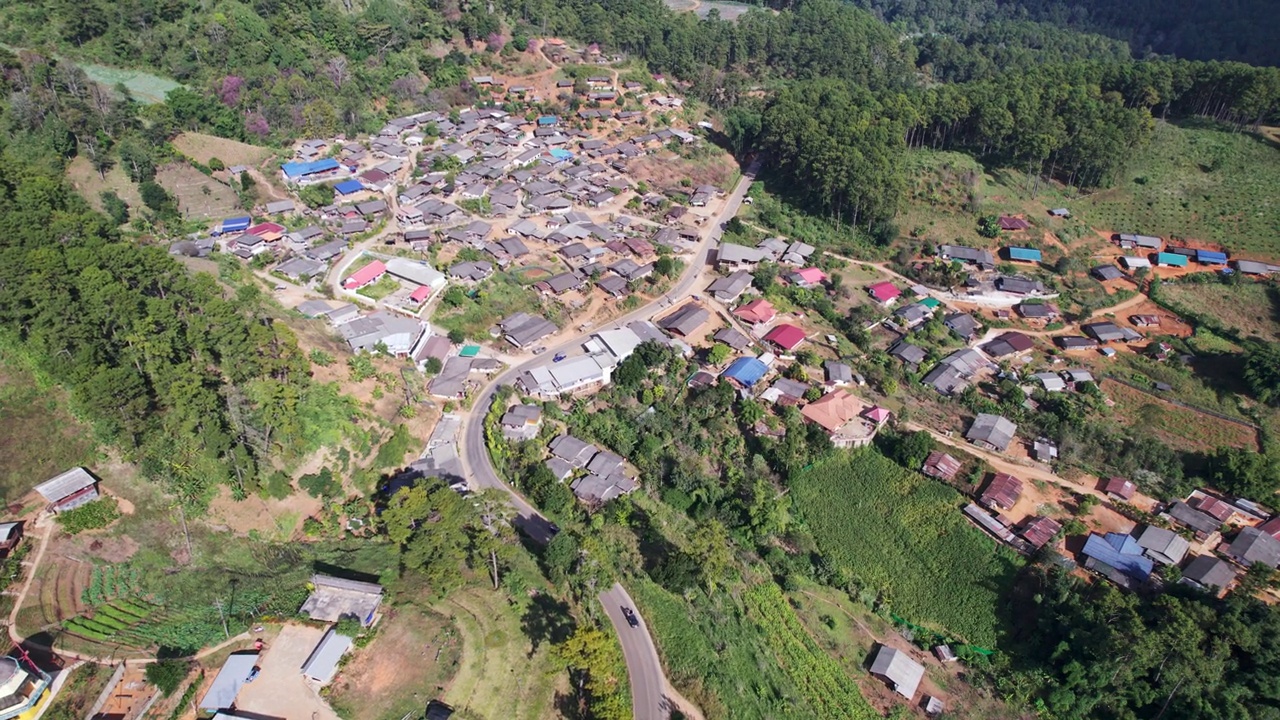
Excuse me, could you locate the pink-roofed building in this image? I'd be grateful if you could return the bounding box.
[1260,516,1280,539]
[864,406,891,425]
[343,260,387,290]
[868,281,901,306]
[764,323,806,351]
[999,216,1031,231]
[409,285,432,304]
[734,298,777,325]
[791,267,827,287]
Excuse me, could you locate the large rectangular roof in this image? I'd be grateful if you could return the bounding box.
[199,653,260,711]
[34,468,97,503]
[301,628,353,684]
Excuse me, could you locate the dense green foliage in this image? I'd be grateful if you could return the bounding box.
[144,659,189,697]
[791,450,1022,647]
[55,498,121,534]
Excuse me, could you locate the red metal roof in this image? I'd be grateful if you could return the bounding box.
[343,260,387,289]
[734,299,776,325]
[409,285,432,303]
[1191,495,1233,522]
[794,267,827,285]
[1260,516,1280,539]
[999,216,1031,230]
[981,473,1023,510]
[1019,516,1062,548]
[248,222,285,236]
[1102,476,1136,500]
[868,281,901,302]
[764,323,806,350]
[922,451,961,480]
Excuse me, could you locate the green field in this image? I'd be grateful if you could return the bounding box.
[1080,121,1280,259]
[791,451,1022,648]
[433,272,554,341]
[77,61,182,104]
[1161,280,1280,342]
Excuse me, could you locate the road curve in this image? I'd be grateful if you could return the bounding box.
[599,583,672,720]
[457,160,760,544]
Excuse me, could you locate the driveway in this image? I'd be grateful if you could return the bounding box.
[234,624,341,720]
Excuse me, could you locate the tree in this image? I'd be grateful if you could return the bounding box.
[557,626,627,720]
[447,328,467,344]
[298,183,335,209]
[1244,343,1280,405]
[707,343,731,365]
[139,181,173,214]
[654,256,677,278]
[145,660,190,696]
[423,356,443,375]
[687,518,735,591]
[977,215,1001,238]
[100,191,129,225]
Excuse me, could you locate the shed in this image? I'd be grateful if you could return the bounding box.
[980,473,1023,511]
[921,452,961,481]
[33,468,100,513]
[1019,516,1062,549]
[1101,476,1136,501]
[334,179,364,195]
[199,652,260,711]
[1196,250,1228,265]
[1006,247,1042,262]
[301,628,352,684]
[1091,264,1124,281]
[999,216,1031,231]
[943,313,981,340]
[1167,500,1221,538]
[1156,252,1188,267]
[869,646,924,700]
[867,281,901,305]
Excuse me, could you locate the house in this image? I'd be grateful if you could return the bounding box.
[707,270,754,303]
[889,341,927,370]
[923,348,990,395]
[338,312,426,355]
[1156,252,1188,268]
[824,361,854,386]
[868,646,924,701]
[1049,208,1070,218]
[1033,438,1058,462]
[1092,264,1124,281]
[714,327,752,352]
[983,332,1033,358]
[717,243,766,268]
[1135,525,1189,565]
[787,267,827,288]
[597,275,629,297]
[449,261,494,283]
[1189,494,1234,523]
[921,452,961,481]
[265,199,295,215]
[721,357,769,388]
[867,281,901,306]
[1033,372,1067,392]
[801,390,877,448]
[1130,314,1161,327]
[1120,256,1151,270]
[0,522,22,556]
[199,652,261,712]
[999,216,1032,231]
[938,244,995,269]
[570,473,637,504]
[540,271,585,295]
[980,473,1023,511]
[1063,368,1095,385]
[763,324,806,352]
[386,258,447,294]
[763,377,810,405]
[34,468,100,513]
[657,303,711,337]
[1181,555,1238,592]
[1019,516,1062,549]
[943,313,981,341]
[966,414,1016,452]
[1105,476,1136,499]
[300,574,384,625]
[549,435,599,468]
[500,312,558,348]
[1082,532,1153,588]
[276,257,327,281]
[1055,336,1099,351]
[1118,233,1163,251]
[281,158,342,182]
[734,298,776,325]
[1082,321,1140,344]
[1006,246,1042,262]
[301,628,353,684]
[1234,260,1280,276]
[1167,500,1221,539]
[996,276,1045,295]
[1228,527,1280,569]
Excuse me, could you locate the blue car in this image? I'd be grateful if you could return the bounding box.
[553,353,567,362]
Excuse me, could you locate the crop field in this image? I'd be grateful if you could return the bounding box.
[171,132,271,168]
[627,578,814,720]
[1079,121,1280,259]
[791,451,1023,648]
[155,163,240,220]
[1161,281,1280,342]
[76,61,181,104]
[0,342,96,504]
[1100,378,1257,453]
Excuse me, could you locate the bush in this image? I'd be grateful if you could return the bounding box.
[57,498,121,535]
[146,660,190,697]
[298,468,340,498]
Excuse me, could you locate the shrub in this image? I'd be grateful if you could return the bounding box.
[146,660,191,697]
[56,498,121,535]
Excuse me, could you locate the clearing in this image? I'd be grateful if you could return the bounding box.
[1079,120,1280,260]
[629,147,739,193]
[172,132,271,168]
[76,61,181,104]
[437,587,562,720]
[328,605,460,720]
[155,162,240,220]
[0,343,96,505]
[432,272,552,341]
[1100,378,1258,453]
[64,157,145,218]
[1160,280,1280,342]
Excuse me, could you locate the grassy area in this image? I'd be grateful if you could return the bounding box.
[628,578,814,720]
[1100,379,1257,453]
[76,61,181,104]
[791,451,1023,648]
[1161,280,1280,342]
[355,274,401,301]
[1079,121,1280,258]
[171,132,270,168]
[328,604,461,720]
[437,586,562,720]
[433,272,553,340]
[41,663,114,720]
[0,339,97,504]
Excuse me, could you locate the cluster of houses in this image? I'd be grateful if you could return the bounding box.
[545,434,638,504]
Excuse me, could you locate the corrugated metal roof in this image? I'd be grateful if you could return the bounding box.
[199,653,260,711]
[1007,247,1042,261]
[722,357,768,386]
[301,628,352,684]
[34,468,97,503]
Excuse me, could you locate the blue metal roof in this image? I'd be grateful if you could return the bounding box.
[1156,252,1188,267]
[537,115,558,125]
[1007,247,1042,262]
[1082,533,1152,580]
[334,179,364,195]
[721,357,768,387]
[1196,250,1227,264]
[549,148,574,160]
[220,216,251,232]
[281,158,340,179]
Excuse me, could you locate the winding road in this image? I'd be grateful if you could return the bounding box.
[456,159,759,718]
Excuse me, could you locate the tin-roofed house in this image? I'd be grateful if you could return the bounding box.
[34,468,100,513]
[869,646,924,701]
[966,414,1016,453]
[300,575,384,627]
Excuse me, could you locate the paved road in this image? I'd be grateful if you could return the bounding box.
[457,160,761,544]
[599,583,673,720]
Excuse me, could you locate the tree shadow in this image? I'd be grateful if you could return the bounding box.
[520,592,575,657]
[554,690,585,720]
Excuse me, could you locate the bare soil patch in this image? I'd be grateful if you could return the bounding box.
[206,485,320,539]
[629,149,738,192]
[65,156,144,214]
[172,132,271,168]
[329,605,459,720]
